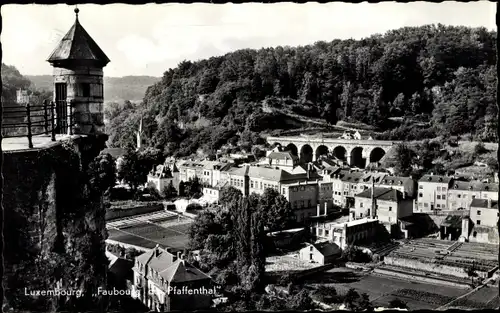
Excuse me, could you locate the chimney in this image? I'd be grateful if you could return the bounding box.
[154,245,161,258]
[371,179,376,219]
[488,198,492,208]
[177,251,182,259]
[402,192,406,200]
[317,203,321,217]
[323,202,328,216]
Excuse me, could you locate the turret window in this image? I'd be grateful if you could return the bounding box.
[81,83,90,97]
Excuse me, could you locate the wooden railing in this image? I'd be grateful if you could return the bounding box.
[2,99,75,148]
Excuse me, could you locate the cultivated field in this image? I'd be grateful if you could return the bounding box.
[107,211,192,251]
[303,267,469,310]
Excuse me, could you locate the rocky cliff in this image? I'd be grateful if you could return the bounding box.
[2,135,111,312]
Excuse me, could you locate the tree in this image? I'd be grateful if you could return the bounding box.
[219,186,243,208]
[394,143,416,176]
[474,142,487,155]
[257,188,294,231]
[161,181,177,200]
[389,298,408,309]
[465,264,478,287]
[343,288,372,311]
[116,149,149,191]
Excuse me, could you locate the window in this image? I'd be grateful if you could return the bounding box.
[437,195,441,200]
[476,220,481,225]
[419,193,423,198]
[282,188,285,194]
[325,230,329,236]
[250,181,254,188]
[260,182,263,189]
[477,210,481,216]
[81,83,91,97]
[458,194,461,198]
[419,185,423,189]
[310,246,313,251]
[418,203,422,207]
[308,200,312,207]
[389,206,392,211]
[442,187,447,192]
[360,203,363,208]
[437,187,441,191]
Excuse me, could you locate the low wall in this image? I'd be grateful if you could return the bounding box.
[373,268,470,289]
[385,255,488,279]
[105,239,151,253]
[106,203,164,221]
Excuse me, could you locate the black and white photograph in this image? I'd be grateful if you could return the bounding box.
[0,1,498,312]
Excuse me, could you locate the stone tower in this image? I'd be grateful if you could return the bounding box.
[47,8,110,135]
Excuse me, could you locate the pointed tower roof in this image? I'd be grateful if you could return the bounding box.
[47,8,110,67]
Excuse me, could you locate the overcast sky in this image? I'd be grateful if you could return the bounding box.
[1,2,496,77]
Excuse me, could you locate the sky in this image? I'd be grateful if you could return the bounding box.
[1,2,496,78]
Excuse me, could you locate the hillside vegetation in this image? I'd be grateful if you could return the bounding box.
[74,26,500,157]
[26,75,160,103]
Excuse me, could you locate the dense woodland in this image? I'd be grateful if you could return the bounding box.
[106,25,497,157]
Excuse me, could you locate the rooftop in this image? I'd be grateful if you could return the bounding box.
[419,175,453,184]
[311,241,341,257]
[380,175,413,186]
[470,198,498,209]
[450,181,499,192]
[47,9,110,67]
[356,187,405,202]
[267,151,299,161]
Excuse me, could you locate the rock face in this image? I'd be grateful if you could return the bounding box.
[2,135,109,311]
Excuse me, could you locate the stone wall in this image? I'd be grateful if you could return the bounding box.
[106,203,164,221]
[53,66,105,134]
[2,135,109,311]
[384,255,489,279]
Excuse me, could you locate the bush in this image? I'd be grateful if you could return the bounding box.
[389,298,408,309]
[186,203,203,212]
[110,186,133,201]
[474,142,488,155]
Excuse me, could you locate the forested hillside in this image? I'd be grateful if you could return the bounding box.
[105,24,497,157]
[26,75,160,102]
[2,63,32,101]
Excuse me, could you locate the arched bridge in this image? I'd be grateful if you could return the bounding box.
[267,135,398,168]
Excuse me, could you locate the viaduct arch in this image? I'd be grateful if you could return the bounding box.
[267,135,397,168]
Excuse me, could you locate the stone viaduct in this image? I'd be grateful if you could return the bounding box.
[267,135,399,168]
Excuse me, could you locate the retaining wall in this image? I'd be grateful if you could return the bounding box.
[106,203,164,221]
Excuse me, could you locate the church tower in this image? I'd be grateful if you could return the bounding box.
[47,7,110,135]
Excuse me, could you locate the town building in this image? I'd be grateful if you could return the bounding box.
[177,159,233,187]
[298,242,342,265]
[447,181,499,211]
[416,174,453,212]
[227,164,322,222]
[326,170,365,208]
[353,187,413,236]
[147,164,176,194]
[266,150,299,168]
[201,181,228,204]
[16,89,31,104]
[378,175,417,198]
[312,218,379,250]
[459,199,499,244]
[131,246,213,312]
[357,171,387,191]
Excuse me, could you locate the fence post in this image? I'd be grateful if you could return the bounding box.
[27,102,33,149]
[68,100,73,135]
[43,99,49,135]
[51,101,56,141]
